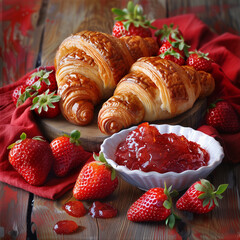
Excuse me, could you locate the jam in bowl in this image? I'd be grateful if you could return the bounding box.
[115,122,210,174]
[100,123,224,191]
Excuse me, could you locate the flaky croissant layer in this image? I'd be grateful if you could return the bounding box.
[54,30,158,125]
[98,57,215,135]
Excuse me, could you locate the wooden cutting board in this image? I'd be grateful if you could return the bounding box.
[37,98,207,152]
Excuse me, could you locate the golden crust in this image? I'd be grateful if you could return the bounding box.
[55,31,158,125]
[98,57,215,134]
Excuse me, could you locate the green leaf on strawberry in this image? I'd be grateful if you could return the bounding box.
[112,1,156,32]
[30,89,61,118]
[31,69,53,90]
[163,183,180,229]
[7,132,45,149]
[176,179,228,214]
[93,152,117,180]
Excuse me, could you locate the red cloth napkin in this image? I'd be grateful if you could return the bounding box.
[0,14,240,199]
[0,69,93,199]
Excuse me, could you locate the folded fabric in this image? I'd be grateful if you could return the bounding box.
[0,69,93,199]
[0,14,239,199]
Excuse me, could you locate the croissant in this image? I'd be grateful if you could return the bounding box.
[54,30,158,125]
[98,57,215,135]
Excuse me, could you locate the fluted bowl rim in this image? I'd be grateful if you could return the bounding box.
[100,124,224,191]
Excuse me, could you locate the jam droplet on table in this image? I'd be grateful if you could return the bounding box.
[53,220,78,234]
[63,200,87,217]
[89,201,117,218]
[115,122,210,173]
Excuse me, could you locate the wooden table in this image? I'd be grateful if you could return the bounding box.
[1,1,240,239]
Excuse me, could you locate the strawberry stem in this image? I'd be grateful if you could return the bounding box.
[195,179,228,209]
[69,130,81,146]
[163,182,180,229]
[93,152,117,181]
[7,133,44,149]
[31,90,61,114]
[112,1,156,30]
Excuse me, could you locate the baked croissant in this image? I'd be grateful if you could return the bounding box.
[54,30,158,125]
[98,57,215,135]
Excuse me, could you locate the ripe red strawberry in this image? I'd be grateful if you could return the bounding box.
[127,184,179,228]
[30,90,61,118]
[176,179,228,214]
[155,23,183,47]
[73,153,118,200]
[50,130,91,177]
[25,66,57,94]
[12,84,28,106]
[158,41,185,65]
[12,84,37,107]
[186,50,212,72]
[8,133,53,186]
[112,1,156,38]
[205,99,240,133]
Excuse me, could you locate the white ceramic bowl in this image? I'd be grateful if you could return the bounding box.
[100,124,224,191]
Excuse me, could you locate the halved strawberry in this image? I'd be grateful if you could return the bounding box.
[112,1,156,38]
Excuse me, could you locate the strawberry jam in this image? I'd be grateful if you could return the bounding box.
[63,201,87,217]
[89,201,117,218]
[53,220,78,234]
[115,122,209,173]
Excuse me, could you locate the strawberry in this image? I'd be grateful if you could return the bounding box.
[127,184,179,228]
[155,23,183,47]
[176,179,228,214]
[73,152,118,200]
[50,130,91,177]
[12,84,28,106]
[205,99,240,133]
[8,133,53,186]
[12,85,36,107]
[112,1,156,38]
[30,90,61,118]
[25,66,57,94]
[158,41,185,65]
[186,50,212,72]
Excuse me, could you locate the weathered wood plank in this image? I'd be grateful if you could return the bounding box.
[40,0,166,66]
[0,182,29,240]
[167,0,240,35]
[97,179,182,240]
[0,0,47,87]
[30,162,240,240]
[31,191,99,239]
[1,0,240,239]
